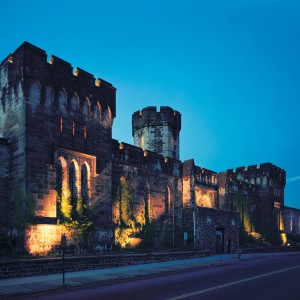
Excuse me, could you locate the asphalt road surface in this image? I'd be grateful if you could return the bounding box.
[14,253,300,300]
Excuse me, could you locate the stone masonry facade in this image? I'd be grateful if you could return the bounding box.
[0,42,294,255]
[182,207,239,254]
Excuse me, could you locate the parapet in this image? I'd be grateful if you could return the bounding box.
[226,162,286,187]
[132,106,181,135]
[1,42,116,117]
[230,163,285,175]
[112,139,181,177]
[182,159,217,187]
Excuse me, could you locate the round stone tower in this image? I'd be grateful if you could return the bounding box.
[132,106,181,159]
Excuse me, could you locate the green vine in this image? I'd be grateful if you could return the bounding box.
[56,187,95,251]
[113,177,148,249]
[12,189,37,252]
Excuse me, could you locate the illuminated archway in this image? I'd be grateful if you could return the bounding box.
[56,156,67,217]
[69,159,79,212]
[81,162,90,205]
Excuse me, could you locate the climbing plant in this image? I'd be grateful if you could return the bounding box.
[113,177,148,249]
[57,187,96,252]
[229,193,253,244]
[12,189,37,252]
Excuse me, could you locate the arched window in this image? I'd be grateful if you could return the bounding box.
[58,89,67,113]
[70,94,79,111]
[94,101,102,123]
[82,98,90,117]
[56,160,63,196]
[81,163,89,205]
[56,156,67,218]
[69,161,77,210]
[256,177,261,185]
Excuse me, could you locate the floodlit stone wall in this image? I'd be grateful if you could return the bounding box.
[284,206,300,238]
[0,42,288,255]
[0,42,116,246]
[218,163,286,236]
[112,140,182,224]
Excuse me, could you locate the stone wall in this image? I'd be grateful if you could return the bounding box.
[284,206,300,239]
[0,251,209,279]
[218,163,286,237]
[182,159,218,209]
[0,50,27,226]
[0,138,9,225]
[0,42,116,243]
[112,140,182,224]
[182,207,239,254]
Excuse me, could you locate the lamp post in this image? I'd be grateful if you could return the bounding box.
[61,234,67,285]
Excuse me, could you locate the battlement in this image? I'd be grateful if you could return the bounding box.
[0,42,116,117]
[182,159,217,186]
[132,106,181,134]
[194,165,218,186]
[49,55,73,75]
[112,139,181,177]
[227,162,286,187]
[228,162,284,174]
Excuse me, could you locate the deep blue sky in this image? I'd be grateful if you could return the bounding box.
[1,0,300,208]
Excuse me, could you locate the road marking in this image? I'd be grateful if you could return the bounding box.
[166,265,300,300]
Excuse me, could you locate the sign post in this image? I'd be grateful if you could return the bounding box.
[61,234,67,285]
[184,232,188,247]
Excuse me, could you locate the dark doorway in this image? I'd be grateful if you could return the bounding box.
[215,228,224,254]
[227,239,231,253]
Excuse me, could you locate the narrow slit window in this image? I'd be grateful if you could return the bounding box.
[84,125,87,140]
[60,117,63,133]
[72,121,75,137]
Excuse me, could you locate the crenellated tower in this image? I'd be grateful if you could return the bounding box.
[0,42,116,247]
[218,162,286,240]
[132,106,181,159]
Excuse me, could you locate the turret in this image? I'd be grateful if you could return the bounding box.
[132,106,181,159]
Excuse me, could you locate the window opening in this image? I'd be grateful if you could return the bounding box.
[60,116,63,133]
[84,125,87,140]
[72,121,75,137]
[81,164,89,205]
[69,161,77,212]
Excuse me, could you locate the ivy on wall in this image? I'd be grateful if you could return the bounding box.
[56,187,95,251]
[113,177,154,249]
[113,177,178,250]
[226,192,287,246]
[230,193,252,233]
[12,189,37,253]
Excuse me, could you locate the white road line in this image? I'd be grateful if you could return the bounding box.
[166,265,300,300]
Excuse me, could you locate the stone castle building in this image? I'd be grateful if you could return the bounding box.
[0,42,295,254]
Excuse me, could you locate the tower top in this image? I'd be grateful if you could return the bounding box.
[132,106,181,159]
[132,106,181,136]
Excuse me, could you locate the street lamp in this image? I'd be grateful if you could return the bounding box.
[61,234,67,285]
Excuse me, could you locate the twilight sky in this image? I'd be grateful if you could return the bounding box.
[1,0,300,208]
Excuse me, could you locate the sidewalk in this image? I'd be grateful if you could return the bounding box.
[0,252,285,298]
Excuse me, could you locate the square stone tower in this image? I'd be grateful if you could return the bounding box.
[0,42,116,248]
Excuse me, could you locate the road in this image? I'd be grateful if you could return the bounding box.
[14,253,300,300]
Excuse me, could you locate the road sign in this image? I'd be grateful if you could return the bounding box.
[184,232,188,240]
